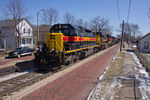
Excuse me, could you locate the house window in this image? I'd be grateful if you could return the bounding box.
[29,38,31,44]
[22,38,25,44]
[33,39,35,44]
[144,41,149,49]
[138,42,140,51]
[23,28,26,33]
[28,29,30,34]
[27,39,29,44]
[26,38,31,44]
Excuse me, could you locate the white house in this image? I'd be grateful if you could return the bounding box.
[137,33,150,53]
[0,18,36,50]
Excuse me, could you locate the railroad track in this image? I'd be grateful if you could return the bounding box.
[0,48,106,99]
[0,65,69,99]
[0,69,52,98]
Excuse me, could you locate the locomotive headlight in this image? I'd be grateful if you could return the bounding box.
[52,48,54,51]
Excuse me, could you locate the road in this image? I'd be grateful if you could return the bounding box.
[0,56,34,69]
[20,44,119,100]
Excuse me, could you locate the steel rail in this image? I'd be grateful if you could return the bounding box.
[0,65,68,98]
[0,72,43,97]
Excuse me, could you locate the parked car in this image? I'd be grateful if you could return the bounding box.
[8,46,33,58]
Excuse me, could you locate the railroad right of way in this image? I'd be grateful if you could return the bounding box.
[0,44,119,100]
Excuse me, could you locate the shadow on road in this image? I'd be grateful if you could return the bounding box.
[15,60,61,74]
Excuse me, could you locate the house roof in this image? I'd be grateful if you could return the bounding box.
[0,18,33,28]
[137,33,150,42]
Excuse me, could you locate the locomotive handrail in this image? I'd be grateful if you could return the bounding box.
[65,45,100,54]
[49,40,61,52]
[55,40,63,62]
[49,40,62,62]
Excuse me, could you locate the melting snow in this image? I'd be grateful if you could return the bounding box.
[0,67,37,82]
[130,52,150,99]
[87,51,119,100]
[139,68,149,77]
[130,52,142,68]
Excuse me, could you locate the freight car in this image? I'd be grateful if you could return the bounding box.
[101,34,115,49]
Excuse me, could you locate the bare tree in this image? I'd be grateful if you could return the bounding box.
[75,18,84,26]
[121,23,140,42]
[75,18,90,29]
[90,16,108,33]
[3,0,27,47]
[82,21,89,29]
[63,12,76,24]
[102,26,113,35]
[130,24,140,38]
[42,7,59,26]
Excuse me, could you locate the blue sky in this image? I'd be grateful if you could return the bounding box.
[0,0,150,36]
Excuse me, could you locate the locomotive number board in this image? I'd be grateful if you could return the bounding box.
[50,35,55,39]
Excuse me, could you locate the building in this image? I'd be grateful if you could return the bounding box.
[137,33,150,53]
[0,18,35,50]
[33,25,51,44]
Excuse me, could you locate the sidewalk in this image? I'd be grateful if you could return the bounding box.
[89,43,150,100]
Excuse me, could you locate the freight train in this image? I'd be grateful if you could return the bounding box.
[34,24,116,67]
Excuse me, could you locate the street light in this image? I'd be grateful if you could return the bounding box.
[37,9,44,45]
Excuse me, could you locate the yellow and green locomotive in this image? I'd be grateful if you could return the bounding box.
[34,24,114,66]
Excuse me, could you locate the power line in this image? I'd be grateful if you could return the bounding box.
[117,0,121,24]
[127,0,132,23]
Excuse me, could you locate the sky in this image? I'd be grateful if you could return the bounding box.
[0,0,150,36]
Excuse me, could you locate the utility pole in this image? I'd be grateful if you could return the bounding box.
[4,38,6,53]
[37,9,44,47]
[120,20,124,52]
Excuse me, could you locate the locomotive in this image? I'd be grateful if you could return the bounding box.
[101,34,116,49]
[34,24,115,67]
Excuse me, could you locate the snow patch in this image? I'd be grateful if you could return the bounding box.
[0,72,28,82]
[130,52,142,68]
[0,67,37,82]
[98,52,118,81]
[87,88,96,100]
[136,75,150,100]
[139,68,149,77]
[87,50,119,100]
[130,52,150,99]
[92,77,122,100]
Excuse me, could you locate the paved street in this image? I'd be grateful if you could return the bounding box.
[21,44,119,100]
[0,56,34,69]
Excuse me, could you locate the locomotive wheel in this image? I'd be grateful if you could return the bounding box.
[73,58,77,62]
[63,57,70,65]
[93,48,96,53]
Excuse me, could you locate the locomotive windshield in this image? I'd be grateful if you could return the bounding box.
[50,24,75,36]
